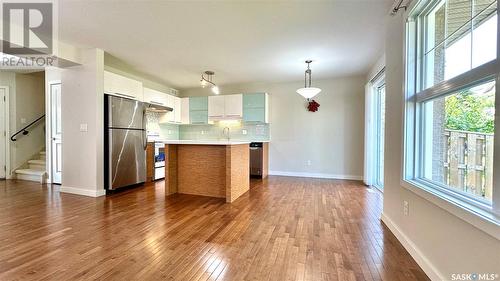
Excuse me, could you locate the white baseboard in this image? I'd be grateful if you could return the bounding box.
[381,213,444,281]
[60,185,106,197]
[268,171,363,181]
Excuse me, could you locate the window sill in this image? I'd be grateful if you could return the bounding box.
[401,179,500,240]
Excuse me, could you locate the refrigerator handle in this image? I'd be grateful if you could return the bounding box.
[143,107,147,150]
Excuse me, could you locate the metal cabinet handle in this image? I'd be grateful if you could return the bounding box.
[110,92,136,99]
[150,101,164,106]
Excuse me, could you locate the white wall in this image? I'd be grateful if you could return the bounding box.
[382,12,500,280]
[182,76,365,179]
[61,48,105,197]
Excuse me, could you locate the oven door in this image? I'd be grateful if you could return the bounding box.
[154,167,165,180]
[153,143,165,180]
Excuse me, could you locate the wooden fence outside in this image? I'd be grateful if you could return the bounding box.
[443,129,494,200]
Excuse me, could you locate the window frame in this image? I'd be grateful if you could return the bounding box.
[404,0,500,220]
[373,76,386,190]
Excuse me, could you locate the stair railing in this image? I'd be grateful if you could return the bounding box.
[10,115,45,142]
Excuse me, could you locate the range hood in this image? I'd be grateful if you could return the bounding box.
[146,102,173,113]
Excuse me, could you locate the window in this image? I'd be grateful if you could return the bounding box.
[375,82,386,190]
[405,0,500,216]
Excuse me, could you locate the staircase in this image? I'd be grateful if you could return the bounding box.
[14,151,47,183]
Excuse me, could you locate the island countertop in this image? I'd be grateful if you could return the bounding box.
[158,139,250,145]
[156,139,269,145]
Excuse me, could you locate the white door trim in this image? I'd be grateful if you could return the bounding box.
[0,86,11,179]
[46,80,61,184]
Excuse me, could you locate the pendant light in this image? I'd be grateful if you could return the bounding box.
[296,60,321,99]
[200,71,219,95]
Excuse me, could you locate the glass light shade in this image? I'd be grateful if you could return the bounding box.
[211,85,220,95]
[296,87,321,99]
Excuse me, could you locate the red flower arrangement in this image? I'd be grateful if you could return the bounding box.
[307,99,320,112]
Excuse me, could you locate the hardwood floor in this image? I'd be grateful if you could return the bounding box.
[0,177,429,281]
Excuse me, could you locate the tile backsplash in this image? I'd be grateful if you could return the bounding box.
[147,112,179,140]
[148,112,270,141]
[179,121,270,141]
[159,123,180,140]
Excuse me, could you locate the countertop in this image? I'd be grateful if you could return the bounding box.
[148,139,269,145]
[156,140,253,145]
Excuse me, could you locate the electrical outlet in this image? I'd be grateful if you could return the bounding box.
[201,130,205,135]
[307,160,312,166]
[79,123,88,132]
[168,130,172,135]
[403,200,409,216]
[242,129,248,135]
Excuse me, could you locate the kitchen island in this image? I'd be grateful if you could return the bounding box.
[161,140,250,203]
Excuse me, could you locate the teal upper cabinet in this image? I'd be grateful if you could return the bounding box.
[189,96,208,111]
[243,93,268,123]
[189,97,208,124]
[243,93,266,108]
[189,110,208,124]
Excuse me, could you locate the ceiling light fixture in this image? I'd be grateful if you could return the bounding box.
[200,71,219,95]
[296,60,321,99]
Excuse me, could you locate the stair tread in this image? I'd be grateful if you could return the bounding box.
[28,159,46,165]
[15,169,46,175]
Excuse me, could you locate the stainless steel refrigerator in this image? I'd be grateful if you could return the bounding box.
[104,94,147,190]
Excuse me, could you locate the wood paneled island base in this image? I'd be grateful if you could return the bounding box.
[165,143,250,203]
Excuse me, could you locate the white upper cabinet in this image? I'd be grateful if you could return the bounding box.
[208,96,225,118]
[224,94,243,118]
[181,98,190,124]
[166,94,175,109]
[104,71,143,100]
[208,94,243,120]
[144,86,183,124]
[143,87,169,106]
[165,96,182,124]
[174,97,182,123]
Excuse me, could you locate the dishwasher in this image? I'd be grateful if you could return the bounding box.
[250,142,263,177]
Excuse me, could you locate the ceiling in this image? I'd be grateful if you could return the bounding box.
[59,0,391,90]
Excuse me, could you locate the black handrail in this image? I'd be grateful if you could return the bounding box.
[10,115,45,142]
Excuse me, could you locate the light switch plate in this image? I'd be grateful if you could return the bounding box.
[79,123,88,132]
[242,129,248,135]
[20,118,26,124]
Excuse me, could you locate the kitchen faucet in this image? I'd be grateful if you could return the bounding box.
[222,127,230,141]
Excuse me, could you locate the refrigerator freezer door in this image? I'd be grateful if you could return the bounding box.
[107,95,146,129]
[108,128,147,190]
